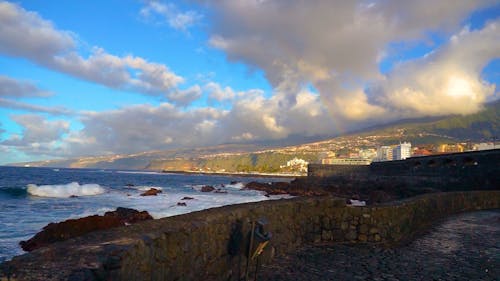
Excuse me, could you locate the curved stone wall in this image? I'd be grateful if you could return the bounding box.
[2,191,499,281]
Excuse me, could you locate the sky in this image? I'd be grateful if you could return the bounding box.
[0,0,499,164]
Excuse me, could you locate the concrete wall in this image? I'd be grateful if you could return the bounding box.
[2,191,499,281]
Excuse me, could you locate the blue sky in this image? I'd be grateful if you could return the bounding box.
[0,0,498,164]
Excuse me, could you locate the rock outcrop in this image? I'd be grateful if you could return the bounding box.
[19,207,153,252]
[140,188,162,196]
[201,185,215,192]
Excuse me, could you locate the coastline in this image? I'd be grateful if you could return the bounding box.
[161,169,303,178]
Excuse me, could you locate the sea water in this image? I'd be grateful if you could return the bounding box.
[0,166,292,261]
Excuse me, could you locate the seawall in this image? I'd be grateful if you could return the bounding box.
[308,149,500,190]
[1,190,499,281]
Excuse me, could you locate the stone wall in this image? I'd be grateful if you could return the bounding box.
[2,191,499,281]
[307,164,369,177]
[308,149,500,190]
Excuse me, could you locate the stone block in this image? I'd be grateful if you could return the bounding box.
[346,230,357,241]
[358,234,368,242]
[359,224,369,234]
[322,230,333,241]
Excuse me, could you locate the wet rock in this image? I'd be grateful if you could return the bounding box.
[201,185,215,192]
[19,207,153,252]
[140,188,162,196]
[181,196,194,200]
[177,202,187,206]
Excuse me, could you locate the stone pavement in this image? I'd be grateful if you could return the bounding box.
[259,210,500,281]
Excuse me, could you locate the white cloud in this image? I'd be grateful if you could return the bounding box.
[0,75,51,98]
[0,75,72,115]
[0,98,73,115]
[206,0,497,121]
[1,115,69,157]
[371,21,499,116]
[140,1,202,32]
[205,82,235,101]
[167,85,202,106]
[0,2,183,97]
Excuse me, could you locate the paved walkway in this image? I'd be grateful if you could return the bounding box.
[259,210,500,281]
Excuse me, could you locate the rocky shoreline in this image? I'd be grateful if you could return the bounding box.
[13,177,436,257]
[19,207,153,252]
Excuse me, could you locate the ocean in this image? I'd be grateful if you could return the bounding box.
[0,166,291,262]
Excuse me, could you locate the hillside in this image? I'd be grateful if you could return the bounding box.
[360,100,499,142]
[11,100,499,173]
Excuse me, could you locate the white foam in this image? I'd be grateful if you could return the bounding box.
[224,182,245,189]
[129,186,164,191]
[27,182,105,198]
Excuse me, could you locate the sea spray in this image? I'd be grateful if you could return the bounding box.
[27,182,105,198]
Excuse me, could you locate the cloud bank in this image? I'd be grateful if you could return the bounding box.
[1,0,499,161]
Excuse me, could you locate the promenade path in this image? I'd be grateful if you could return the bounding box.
[259,210,499,281]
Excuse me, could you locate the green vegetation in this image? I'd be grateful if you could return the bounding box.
[148,152,319,173]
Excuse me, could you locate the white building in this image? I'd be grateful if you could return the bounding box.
[393,142,412,160]
[376,146,393,161]
[477,142,496,151]
[281,157,309,172]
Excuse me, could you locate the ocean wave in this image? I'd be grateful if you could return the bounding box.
[27,182,105,198]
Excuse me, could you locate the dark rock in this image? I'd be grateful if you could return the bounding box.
[19,207,153,252]
[201,185,215,192]
[125,183,135,187]
[181,196,194,200]
[177,202,187,206]
[245,181,327,197]
[244,181,270,190]
[103,207,153,224]
[140,188,162,196]
[230,181,239,185]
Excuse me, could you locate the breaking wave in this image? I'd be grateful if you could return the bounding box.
[27,182,105,198]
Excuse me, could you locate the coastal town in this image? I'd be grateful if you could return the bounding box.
[191,131,498,175]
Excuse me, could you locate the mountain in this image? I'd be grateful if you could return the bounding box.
[360,99,499,141]
[10,100,499,172]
